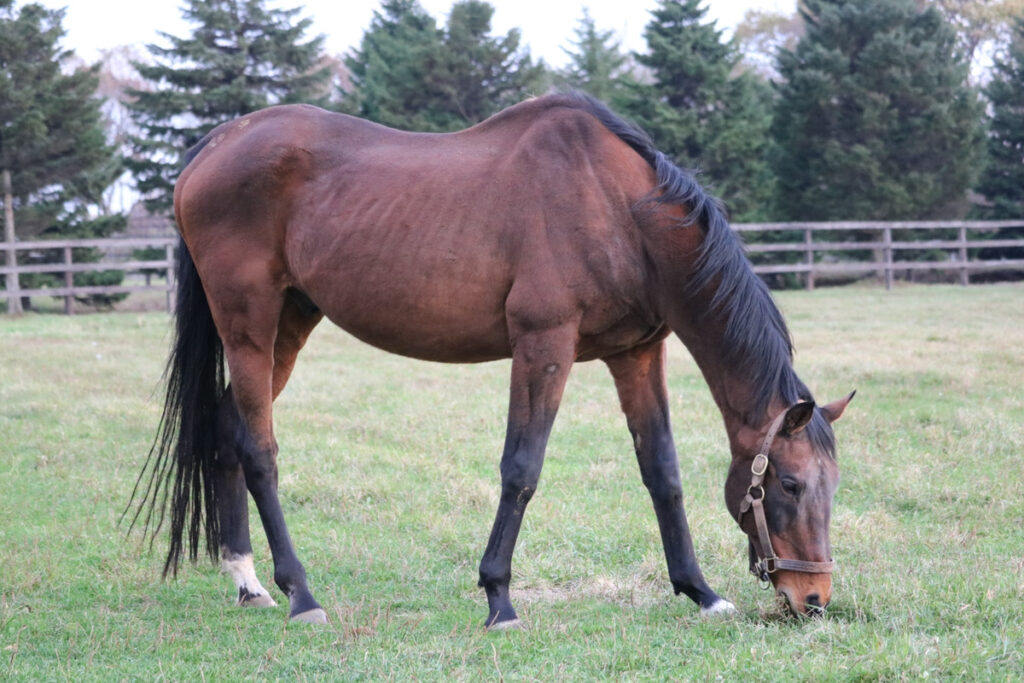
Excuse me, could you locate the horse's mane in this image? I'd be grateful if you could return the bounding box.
[555,92,835,456]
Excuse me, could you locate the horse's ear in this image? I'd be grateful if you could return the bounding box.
[820,391,856,424]
[782,401,815,435]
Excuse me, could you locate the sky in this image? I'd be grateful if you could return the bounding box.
[39,0,797,68]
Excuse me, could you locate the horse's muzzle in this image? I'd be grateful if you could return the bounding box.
[777,586,829,617]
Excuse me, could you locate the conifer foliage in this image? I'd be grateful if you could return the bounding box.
[976,18,1024,219]
[126,0,331,213]
[559,8,632,103]
[344,0,544,132]
[618,0,774,221]
[771,0,983,220]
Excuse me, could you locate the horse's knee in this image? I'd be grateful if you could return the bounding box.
[499,449,543,495]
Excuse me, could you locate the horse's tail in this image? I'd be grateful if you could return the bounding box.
[126,234,224,577]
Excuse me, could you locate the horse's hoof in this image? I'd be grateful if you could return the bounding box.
[486,618,524,632]
[239,592,277,608]
[290,607,328,624]
[700,599,737,617]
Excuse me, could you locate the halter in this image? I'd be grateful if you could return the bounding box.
[738,403,836,583]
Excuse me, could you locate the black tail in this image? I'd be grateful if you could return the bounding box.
[126,236,224,576]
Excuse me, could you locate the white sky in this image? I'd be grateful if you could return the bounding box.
[40,0,797,67]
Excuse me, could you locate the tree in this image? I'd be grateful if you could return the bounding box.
[432,0,546,129]
[1,0,124,314]
[342,0,444,130]
[558,8,633,102]
[619,0,775,221]
[975,18,1024,218]
[733,8,804,81]
[933,0,1024,78]
[344,0,545,132]
[771,0,984,220]
[126,0,332,214]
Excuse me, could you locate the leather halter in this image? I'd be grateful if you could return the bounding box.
[738,404,836,582]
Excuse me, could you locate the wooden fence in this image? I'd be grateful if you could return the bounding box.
[736,220,1024,290]
[3,221,1024,313]
[1,237,177,314]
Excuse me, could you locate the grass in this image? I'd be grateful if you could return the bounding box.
[1,282,1022,680]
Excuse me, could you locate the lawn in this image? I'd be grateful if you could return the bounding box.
[1,283,1022,680]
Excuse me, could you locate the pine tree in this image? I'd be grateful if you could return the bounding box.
[559,8,632,102]
[342,0,445,131]
[344,0,545,133]
[771,0,984,220]
[619,0,774,221]
[126,0,331,214]
[432,0,545,130]
[976,18,1024,219]
[1,0,123,314]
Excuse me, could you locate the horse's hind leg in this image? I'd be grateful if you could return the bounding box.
[478,324,576,629]
[216,387,276,608]
[208,278,326,623]
[604,340,734,615]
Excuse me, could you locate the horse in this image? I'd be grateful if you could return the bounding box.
[128,92,852,627]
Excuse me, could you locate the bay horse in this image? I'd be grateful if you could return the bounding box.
[129,92,852,626]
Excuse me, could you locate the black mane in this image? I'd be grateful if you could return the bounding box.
[560,91,835,456]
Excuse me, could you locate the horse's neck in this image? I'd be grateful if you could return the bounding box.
[669,305,781,444]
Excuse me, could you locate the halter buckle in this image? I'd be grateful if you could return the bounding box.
[751,453,768,477]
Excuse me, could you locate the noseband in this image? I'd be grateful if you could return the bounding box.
[738,404,836,583]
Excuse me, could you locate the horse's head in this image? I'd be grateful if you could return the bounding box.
[724,393,854,616]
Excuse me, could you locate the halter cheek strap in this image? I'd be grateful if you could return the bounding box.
[738,405,835,582]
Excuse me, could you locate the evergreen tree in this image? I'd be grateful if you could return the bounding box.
[433,0,545,129]
[771,0,984,220]
[559,8,632,102]
[342,0,445,130]
[126,0,331,214]
[620,0,774,221]
[344,0,545,132]
[1,0,124,314]
[976,18,1024,219]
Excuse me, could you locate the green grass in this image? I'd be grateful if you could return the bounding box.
[1,283,1023,680]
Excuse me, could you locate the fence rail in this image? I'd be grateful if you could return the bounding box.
[2,237,177,314]
[3,221,1024,313]
[735,220,1024,290]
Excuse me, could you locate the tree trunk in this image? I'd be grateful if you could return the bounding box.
[2,168,23,316]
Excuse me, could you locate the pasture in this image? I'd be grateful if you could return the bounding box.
[1,283,1022,680]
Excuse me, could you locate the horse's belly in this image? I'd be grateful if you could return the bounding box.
[302,267,514,363]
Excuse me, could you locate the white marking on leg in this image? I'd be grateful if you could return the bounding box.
[700,599,737,617]
[222,552,277,607]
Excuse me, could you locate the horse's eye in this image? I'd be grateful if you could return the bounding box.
[780,476,803,497]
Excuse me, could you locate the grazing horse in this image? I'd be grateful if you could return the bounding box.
[129,92,852,626]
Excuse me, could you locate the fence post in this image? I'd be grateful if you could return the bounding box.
[883,226,893,290]
[63,246,74,315]
[804,227,815,291]
[3,168,22,315]
[165,242,176,313]
[958,224,969,286]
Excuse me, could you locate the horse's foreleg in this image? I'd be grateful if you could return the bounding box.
[478,325,576,629]
[215,388,276,608]
[604,340,734,615]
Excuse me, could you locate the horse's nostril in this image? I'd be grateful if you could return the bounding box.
[804,593,827,618]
